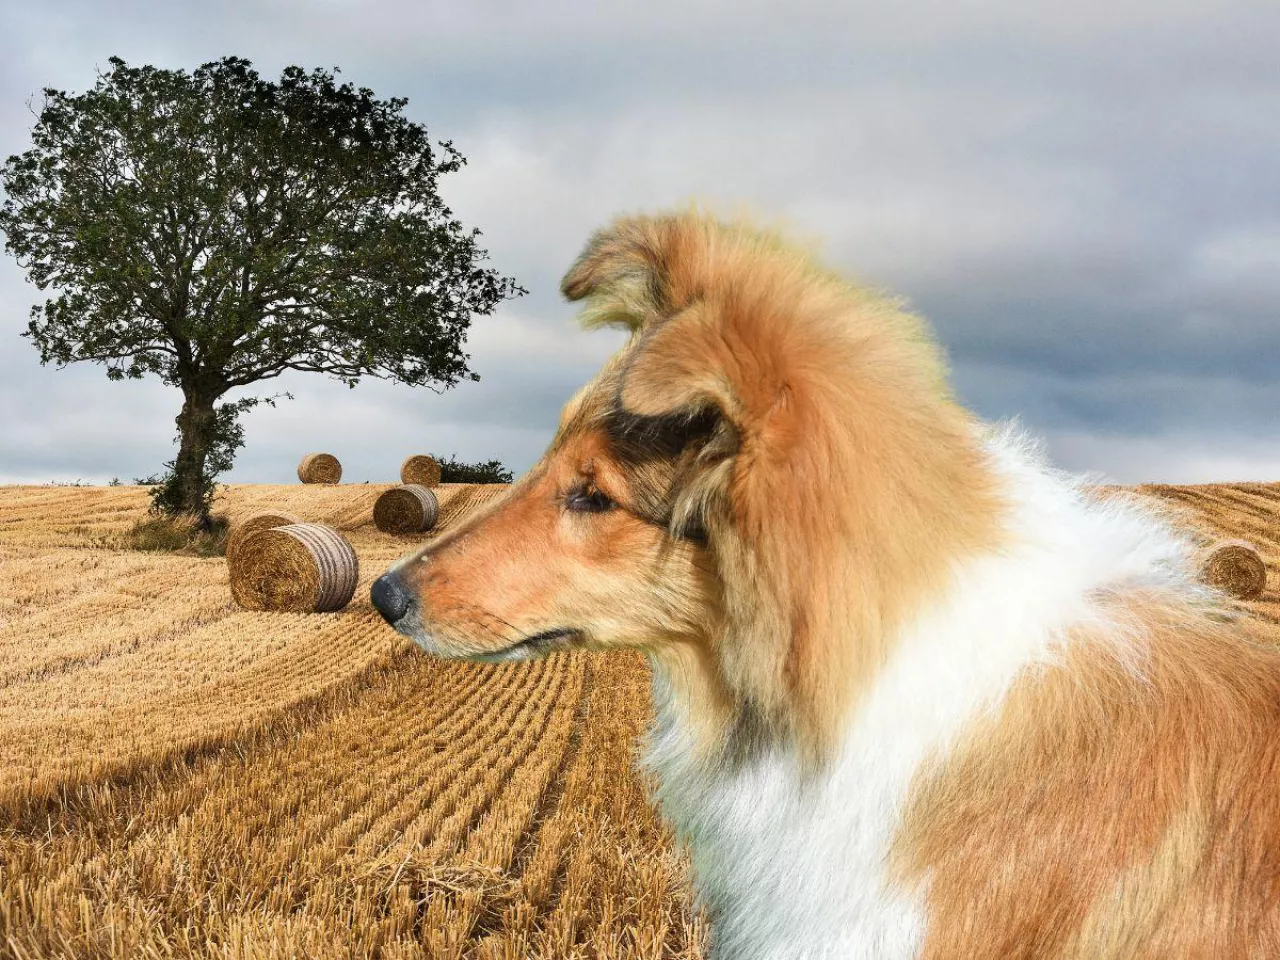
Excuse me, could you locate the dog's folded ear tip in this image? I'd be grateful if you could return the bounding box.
[559,266,592,301]
[560,215,672,305]
[558,271,586,302]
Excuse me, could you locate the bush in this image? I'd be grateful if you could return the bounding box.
[117,513,229,557]
[432,455,514,484]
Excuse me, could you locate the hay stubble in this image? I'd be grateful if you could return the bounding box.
[0,481,703,959]
[3,480,1278,958]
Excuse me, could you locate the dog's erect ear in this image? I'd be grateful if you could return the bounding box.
[568,212,777,536]
[563,211,741,422]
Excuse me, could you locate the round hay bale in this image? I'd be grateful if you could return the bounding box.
[225,509,302,562]
[297,453,342,484]
[374,485,440,535]
[400,455,442,487]
[1199,539,1267,600]
[229,523,359,612]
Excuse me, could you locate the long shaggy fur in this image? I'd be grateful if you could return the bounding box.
[380,209,1280,959]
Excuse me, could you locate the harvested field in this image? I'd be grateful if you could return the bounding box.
[1,480,1277,958]
[0,482,701,959]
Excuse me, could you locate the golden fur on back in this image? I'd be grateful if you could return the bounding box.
[894,586,1280,959]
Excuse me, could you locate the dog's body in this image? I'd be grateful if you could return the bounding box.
[373,211,1280,959]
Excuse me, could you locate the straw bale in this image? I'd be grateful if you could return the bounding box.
[229,523,359,612]
[225,509,302,562]
[400,455,442,487]
[1198,538,1267,600]
[374,485,440,535]
[297,453,342,484]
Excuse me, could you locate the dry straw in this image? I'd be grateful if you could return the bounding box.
[225,509,302,562]
[400,455,442,487]
[229,523,359,612]
[374,485,440,535]
[297,453,342,484]
[1199,539,1267,600]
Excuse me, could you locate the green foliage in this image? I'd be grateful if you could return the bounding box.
[433,454,514,484]
[1,56,524,523]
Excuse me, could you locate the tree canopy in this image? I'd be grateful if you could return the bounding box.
[1,56,524,523]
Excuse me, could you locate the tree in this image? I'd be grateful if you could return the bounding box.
[1,56,524,527]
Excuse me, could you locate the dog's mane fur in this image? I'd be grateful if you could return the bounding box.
[560,211,1280,957]
[562,210,1007,766]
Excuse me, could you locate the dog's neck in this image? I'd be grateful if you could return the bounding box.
[648,417,1009,770]
[643,424,1185,775]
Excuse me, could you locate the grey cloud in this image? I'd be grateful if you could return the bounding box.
[953,361,1280,439]
[1045,430,1280,485]
[0,0,1277,486]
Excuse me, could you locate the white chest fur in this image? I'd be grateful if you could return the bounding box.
[642,427,1194,960]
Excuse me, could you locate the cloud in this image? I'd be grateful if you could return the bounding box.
[1046,430,1280,485]
[0,0,1277,486]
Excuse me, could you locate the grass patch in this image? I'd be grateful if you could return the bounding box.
[116,513,230,558]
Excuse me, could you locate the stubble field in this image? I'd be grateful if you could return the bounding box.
[0,483,703,959]
[0,480,1276,959]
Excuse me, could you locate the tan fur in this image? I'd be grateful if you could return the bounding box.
[893,589,1280,958]
[396,210,1004,764]
[570,211,1007,761]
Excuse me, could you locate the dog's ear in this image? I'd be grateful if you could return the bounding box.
[567,212,768,538]
[560,213,734,419]
[561,213,703,332]
[616,305,740,424]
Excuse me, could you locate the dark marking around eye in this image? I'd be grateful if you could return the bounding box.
[598,401,730,546]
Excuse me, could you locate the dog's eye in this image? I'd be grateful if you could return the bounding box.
[565,487,615,513]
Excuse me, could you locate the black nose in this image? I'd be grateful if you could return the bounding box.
[371,572,413,625]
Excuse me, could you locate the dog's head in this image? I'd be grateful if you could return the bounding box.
[371,360,730,662]
[373,211,1002,758]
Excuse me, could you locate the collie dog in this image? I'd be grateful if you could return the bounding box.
[371,211,1280,959]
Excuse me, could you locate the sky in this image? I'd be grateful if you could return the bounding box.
[1,0,1277,485]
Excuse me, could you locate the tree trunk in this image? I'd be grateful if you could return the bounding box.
[170,389,219,528]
